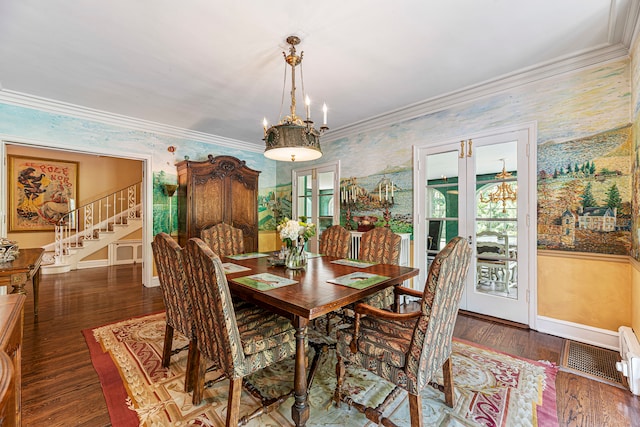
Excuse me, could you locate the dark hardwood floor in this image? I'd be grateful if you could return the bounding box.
[20,264,640,426]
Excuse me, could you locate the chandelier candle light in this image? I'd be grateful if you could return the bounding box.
[263,35,328,162]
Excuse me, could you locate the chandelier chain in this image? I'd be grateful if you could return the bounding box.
[263,35,326,162]
[279,61,287,122]
[300,61,306,106]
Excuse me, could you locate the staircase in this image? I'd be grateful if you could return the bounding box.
[41,182,143,274]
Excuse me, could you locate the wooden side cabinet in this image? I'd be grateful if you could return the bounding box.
[0,294,25,426]
[0,351,15,426]
[176,155,260,251]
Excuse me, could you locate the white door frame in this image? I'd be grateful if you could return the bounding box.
[0,136,155,287]
[413,122,538,328]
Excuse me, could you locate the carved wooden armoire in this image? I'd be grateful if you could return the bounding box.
[176,155,260,251]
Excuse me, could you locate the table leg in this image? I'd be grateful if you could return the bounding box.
[291,315,309,427]
[33,268,41,317]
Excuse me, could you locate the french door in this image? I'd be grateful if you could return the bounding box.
[414,126,534,325]
[292,161,340,253]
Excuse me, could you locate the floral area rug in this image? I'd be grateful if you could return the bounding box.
[83,312,559,426]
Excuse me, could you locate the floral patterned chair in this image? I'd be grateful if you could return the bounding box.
[333,236,472,427]
[200,222,245,257]
[319,224,351,258]
[151,232,197,392]
[183,238,297,426]
[358,227,402,309]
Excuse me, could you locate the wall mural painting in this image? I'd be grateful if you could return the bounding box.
[537,124,632,255]
[632,119,640,260]
[339,165,414,235]
[8,155,78,231]
[152,171,178,236]
[269,183,292,225]
[258,186,285,231]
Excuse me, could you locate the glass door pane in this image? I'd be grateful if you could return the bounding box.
[474,141,518,299]
[296,174,312,220]
[425,150,461,271]
[317,171,336,233]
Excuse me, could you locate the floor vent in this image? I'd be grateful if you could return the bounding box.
[560,340,626,388]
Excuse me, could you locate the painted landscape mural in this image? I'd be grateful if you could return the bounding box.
[633,119,640,261]
[339,165,413,234]
[537,125,632,255]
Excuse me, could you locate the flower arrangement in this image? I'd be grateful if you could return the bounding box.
[278,216,316,249]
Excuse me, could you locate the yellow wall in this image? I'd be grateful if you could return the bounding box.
[538,252,631,331]
[259,230,279,253]
[6,144,143,249]
[632,259,640,336]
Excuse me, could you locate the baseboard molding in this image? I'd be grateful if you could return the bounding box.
[146,276,160,288]
[77,259,109,269]
[536,315,619,351]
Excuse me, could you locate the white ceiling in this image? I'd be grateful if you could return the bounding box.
[0,1,637,146]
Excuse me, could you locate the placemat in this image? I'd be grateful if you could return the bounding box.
[221,262,251,274]
[327,272,390,289]
[234,273,298,291]
[330,258,377,268]
[226,252,269,260]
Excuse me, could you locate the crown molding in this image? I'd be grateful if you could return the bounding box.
[323,43,630,143]
[0,89,263,153]
[0,27,636,152]
[619,0,640,47]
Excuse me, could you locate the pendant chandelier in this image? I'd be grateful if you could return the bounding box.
[263,35,328,162]
[480,159,517,213]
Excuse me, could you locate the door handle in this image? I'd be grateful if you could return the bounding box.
[459,141,465,158]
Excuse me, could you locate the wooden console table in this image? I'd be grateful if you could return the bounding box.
[0,294,25,426]
[0,248,44,317]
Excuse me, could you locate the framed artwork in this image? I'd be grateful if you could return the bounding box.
[8,155,79,232]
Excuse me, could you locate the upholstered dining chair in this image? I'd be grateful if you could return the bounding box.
[357,227,402,309]
[200,222,245,258]
[183,238,297,426]
[333,236,471,427]
[319,224,351,258]
[310,225,351,363]
[151,232,197,392]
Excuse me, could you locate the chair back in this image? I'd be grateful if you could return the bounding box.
[151,233,192,338]
[183,238,244,376]
[358,227,401,264]
[427,220,443,251]
[200,222,245,258]
[319,225,351,258]
[406,236,471,393]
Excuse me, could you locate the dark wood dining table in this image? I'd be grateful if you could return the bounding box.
[222,253,419,427]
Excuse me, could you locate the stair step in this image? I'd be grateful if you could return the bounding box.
[41,263,72,275]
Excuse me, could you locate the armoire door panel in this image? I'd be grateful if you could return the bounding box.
[191,177,225,233]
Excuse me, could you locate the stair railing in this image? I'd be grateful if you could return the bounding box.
[53,182,142,265]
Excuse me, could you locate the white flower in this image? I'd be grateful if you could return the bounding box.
[279,220,302,241]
